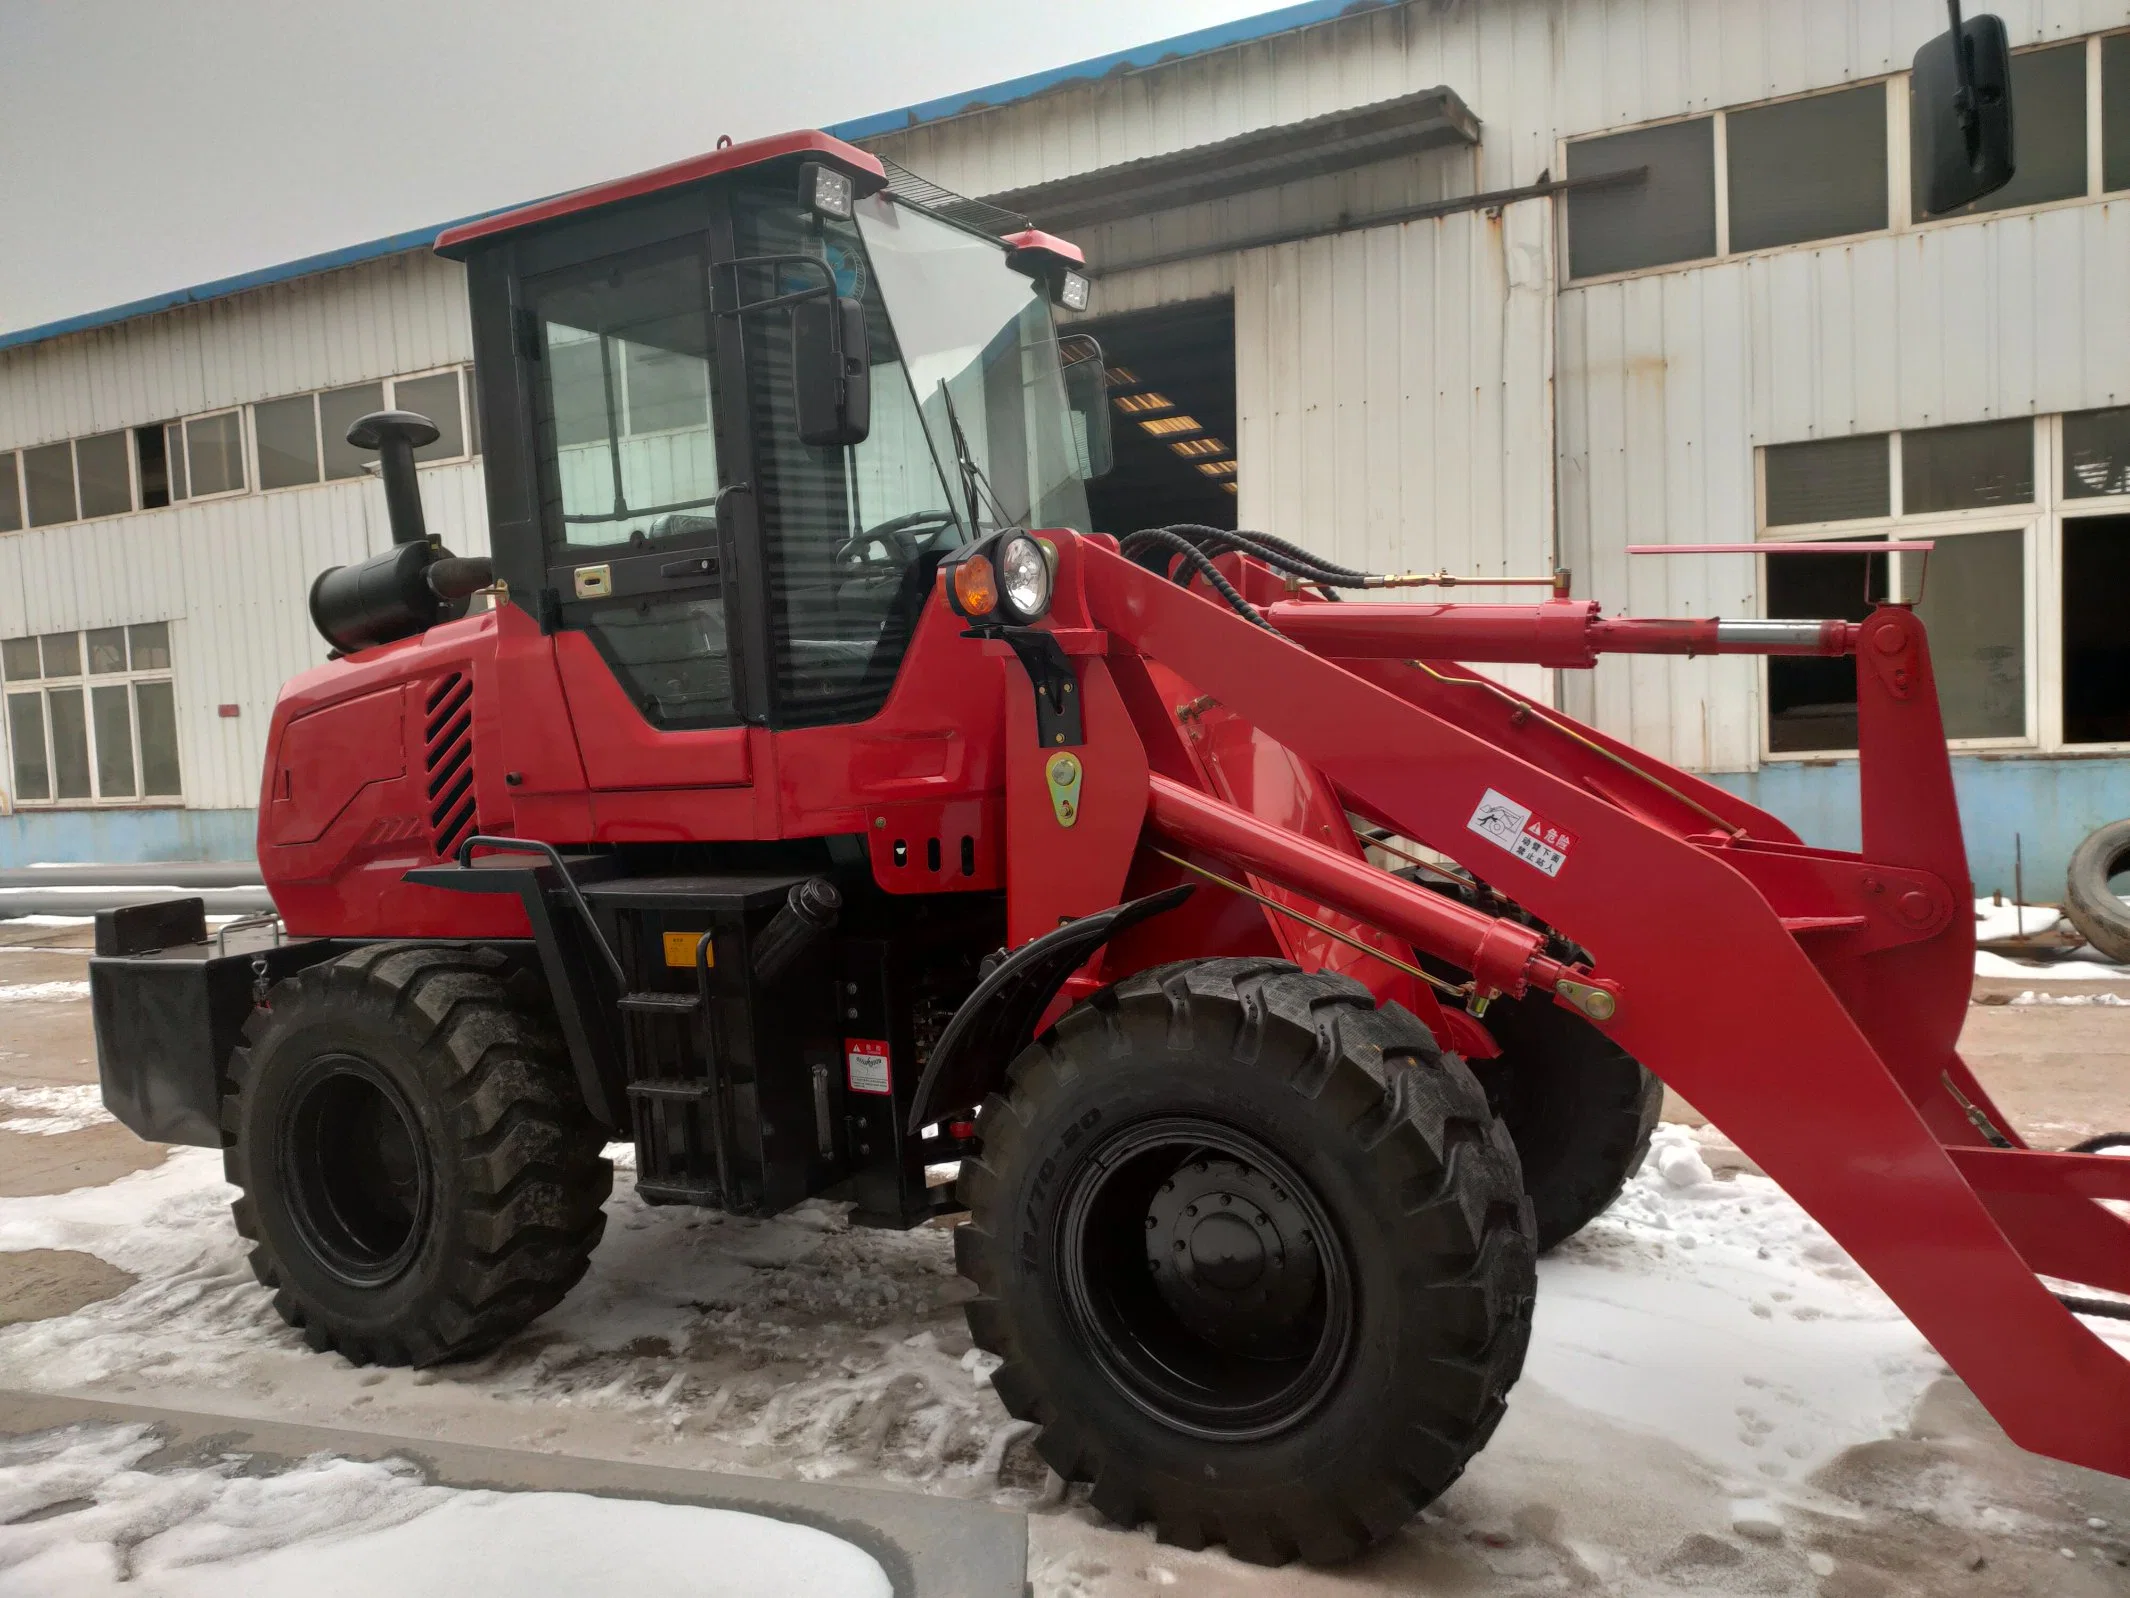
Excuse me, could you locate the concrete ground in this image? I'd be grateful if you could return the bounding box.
[4,921,2129,1594]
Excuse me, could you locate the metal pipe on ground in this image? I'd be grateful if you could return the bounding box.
[0,886,275,920]
[0,863,261,889]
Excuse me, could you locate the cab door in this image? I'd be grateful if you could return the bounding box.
[522,232,754,793]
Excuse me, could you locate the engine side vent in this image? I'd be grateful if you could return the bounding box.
[423,671,477,859]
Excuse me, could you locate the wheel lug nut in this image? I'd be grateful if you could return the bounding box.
[1184,1204,1197,1217]
[1145,1215,1157,1229]
[1173,1240,1185,1252]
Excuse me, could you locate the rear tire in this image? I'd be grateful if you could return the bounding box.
[223,944,611,1366]
[2066,819,2130,964]
[955,958,1536,1565]
[1466,996,1662,1252]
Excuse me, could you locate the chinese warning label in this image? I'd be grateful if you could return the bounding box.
[846,1038,892,1095]
[1465,788,1576,877]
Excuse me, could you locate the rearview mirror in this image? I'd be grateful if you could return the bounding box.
[1912,10,2014,215]
[793,295,871,447]
[1058,334,1113,480]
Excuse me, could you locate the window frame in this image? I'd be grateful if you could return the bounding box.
[1561,34,2119,288]
[178,408,249,502]
[0,621,182,808]
[1757,414,2130,762]
[386,366,476,465]
[250,391,327,493]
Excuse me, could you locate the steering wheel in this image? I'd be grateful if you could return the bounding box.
[833,509,962,574]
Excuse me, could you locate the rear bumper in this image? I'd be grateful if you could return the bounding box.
[87,900,334,1148]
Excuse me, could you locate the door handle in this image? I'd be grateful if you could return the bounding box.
[660,555,718,580]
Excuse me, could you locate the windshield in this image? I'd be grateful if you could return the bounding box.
[853,194,1092,537]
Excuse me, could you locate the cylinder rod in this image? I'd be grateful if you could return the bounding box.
[1264,600,1860,665]
[1144,774,1584,1001]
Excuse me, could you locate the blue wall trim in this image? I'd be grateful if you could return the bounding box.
[1708,757,2130,900]
[0,808,256,868]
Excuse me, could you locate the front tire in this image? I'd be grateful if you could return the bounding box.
[955,959,1535,1565]
[224,944,611,1366]
[1468,996,1663,1253]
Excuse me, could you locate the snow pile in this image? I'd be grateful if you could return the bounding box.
[1972,898,2130,980]
[0,981,90,1003]
[1973,899,2069,943]
[1532,1126,1952,1483]
[0,1084,114,1136]
[0,1422,891,1597]
[2007,989,2130,1007]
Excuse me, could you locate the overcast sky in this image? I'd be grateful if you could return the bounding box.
[0,0,1278,335]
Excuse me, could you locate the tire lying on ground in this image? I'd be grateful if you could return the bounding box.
[224,943,611,1366]
[955,958,1536,1566]
[1465,993,1663,1253]
[2065,819,2130,965]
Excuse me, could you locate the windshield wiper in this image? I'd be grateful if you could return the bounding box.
[935,379,1016,536]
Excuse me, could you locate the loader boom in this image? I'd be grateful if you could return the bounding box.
[989,529,2130,1480]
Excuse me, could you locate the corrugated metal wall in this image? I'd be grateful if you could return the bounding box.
[867,0,2130,766]
[0,251,471,451]
[0,250,485,812]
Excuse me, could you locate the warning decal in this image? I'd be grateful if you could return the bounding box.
[1465,788,1576,878]
[846,1038,892,1095]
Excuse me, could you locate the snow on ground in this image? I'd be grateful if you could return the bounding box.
[0,1084,113,1136]
[1973,898,2130,980]
[0,981,90,1003]
[2005,989,2130,1006]
[4,1125,2128,1591]
[0,1422,890,1598]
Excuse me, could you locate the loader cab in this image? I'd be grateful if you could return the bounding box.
[438,132,1102,736]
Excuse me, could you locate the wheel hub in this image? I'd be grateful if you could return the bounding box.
[1146,1156,1323,1357]
[279,1054,431,1288]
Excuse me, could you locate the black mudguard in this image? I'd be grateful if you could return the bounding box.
[906,885,1193,1133]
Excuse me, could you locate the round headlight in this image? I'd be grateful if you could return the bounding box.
[998,534,1052,623]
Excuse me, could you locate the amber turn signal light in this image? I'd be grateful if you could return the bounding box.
[952,552,999,618]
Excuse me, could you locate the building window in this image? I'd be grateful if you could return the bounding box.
[252,368,469,492]
[1915,42,2087,219]
[2063,514,2130,744]
[320,382,386,480]
[1727,82,1888,252]
[134,425,175,509]
[1901,418,2033,513]
[1570,33,2125,283]
[22,443,77,526]
[3,622,180,805]
[255,394,322,489]
[1761,413,2130,758]
[75,430,134,519]
[185,411,246,497]
[2065,405,2130,498]
[392,370,467,460]
[1764,434,1890,526]
[0,453,20,534]
[1565,117,1716,277]
[2106,33,2130,193]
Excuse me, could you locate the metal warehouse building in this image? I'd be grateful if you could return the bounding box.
[3,0,2128,890]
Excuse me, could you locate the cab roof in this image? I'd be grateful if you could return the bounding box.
[432,130,886,257]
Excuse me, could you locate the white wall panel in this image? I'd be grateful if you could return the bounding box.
[0,251,470,451]
[0,464,487,811]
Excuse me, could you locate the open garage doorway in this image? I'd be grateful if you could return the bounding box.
[1074,297,1237,538]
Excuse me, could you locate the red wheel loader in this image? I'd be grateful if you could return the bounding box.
[86,14,2130,1565]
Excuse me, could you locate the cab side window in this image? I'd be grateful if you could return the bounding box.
[529,241,737,728]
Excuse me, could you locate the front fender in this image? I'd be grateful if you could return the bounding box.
[905,886,1193,1132]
